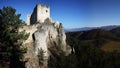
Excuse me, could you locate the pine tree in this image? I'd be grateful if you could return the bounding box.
[0,6,29,68]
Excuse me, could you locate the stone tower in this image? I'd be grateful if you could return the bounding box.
[26,14,31,25]
[26,4,50,25]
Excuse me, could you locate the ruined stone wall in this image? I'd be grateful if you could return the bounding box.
[30,5,37,24]
[37,4,50,23]
[26,14,31,25]
[19,24,38,43]
[28,4,50,25]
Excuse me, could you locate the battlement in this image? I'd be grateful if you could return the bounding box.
[26,4,50,25]
[37,4,49,8]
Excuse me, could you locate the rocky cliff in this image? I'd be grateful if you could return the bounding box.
[19,18,71,68]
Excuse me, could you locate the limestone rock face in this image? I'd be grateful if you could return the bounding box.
[20,18,71,68]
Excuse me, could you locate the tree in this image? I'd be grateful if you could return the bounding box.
[38,48,46,67]
[0,6,29,68]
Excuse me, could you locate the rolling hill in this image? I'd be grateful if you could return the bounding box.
[66,27,120,52]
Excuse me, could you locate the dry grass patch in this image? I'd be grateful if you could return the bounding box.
[101,41,120,52]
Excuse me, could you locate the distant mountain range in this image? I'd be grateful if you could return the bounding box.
[65,25,120,32]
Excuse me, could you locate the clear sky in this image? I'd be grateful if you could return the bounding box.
[0,0,120,28]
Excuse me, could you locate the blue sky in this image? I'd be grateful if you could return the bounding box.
[0,0,120,28]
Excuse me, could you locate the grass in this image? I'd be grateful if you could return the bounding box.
[101,40,120,52]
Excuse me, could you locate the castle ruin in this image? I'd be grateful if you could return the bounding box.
[26,4,50,25]
[20,4,71,68]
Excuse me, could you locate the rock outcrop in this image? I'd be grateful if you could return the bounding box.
[19,18,71,68]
